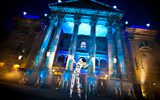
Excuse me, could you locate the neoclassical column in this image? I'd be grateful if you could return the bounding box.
[86,19,97,96]
[88,20,96,76]
[26,16,56,85]
[33,17,56,70]
[40,15,64,87]
[65,17,81,71]
[61,17,81,90]
[106,22,117,77]
[115,24,127,78]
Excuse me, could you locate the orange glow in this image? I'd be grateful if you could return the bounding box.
[12,64,20,70]
[53,72,62,75]
[140,70,146,84]
[99,75,108,80]
[20,63,26,68]
[4,70,22,81]
[0,62,5,67]
[105,74,108,77]
[141,85,146,98]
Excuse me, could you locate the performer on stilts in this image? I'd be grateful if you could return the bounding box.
[70,58,88,99]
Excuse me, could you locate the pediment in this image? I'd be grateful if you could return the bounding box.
[49,0,123,13]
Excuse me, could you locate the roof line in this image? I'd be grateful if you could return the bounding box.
[48,0,124,14]
[48,0,78,6]
[91,0,124,13]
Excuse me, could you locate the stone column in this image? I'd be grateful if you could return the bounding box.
[107,24,117,78]
[61,17,81,90]
[86,19,97,96]
[26,17,56,85]
[40,16,64,87]
[115,24,127,78]
[88,20,96,76]
[65,17,81,71]
[33,17,56,70]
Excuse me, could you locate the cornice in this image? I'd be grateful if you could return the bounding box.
[49,6,123,20]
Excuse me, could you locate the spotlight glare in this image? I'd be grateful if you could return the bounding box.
[113,6,117,9]
[58,0,62,3]
[44,13,48,17]
[23,12,27,16]
[146,23,150,27]
[125,21,128,25]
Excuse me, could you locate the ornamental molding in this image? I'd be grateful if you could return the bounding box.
[49,6,123,19]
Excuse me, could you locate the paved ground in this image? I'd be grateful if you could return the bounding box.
[0,81,114,100]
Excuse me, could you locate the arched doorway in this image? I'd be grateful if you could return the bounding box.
[100,59,108,71]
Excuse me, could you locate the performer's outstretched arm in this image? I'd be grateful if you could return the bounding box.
[83,64,89,68]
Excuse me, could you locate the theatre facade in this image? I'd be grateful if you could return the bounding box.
[0,0,160,99]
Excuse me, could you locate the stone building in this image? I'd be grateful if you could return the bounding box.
[0,0,159,99]
[124,27,160,99]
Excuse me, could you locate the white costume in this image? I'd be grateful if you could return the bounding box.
[70,58,87,98]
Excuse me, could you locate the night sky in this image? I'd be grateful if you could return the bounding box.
[0,0,160,40]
